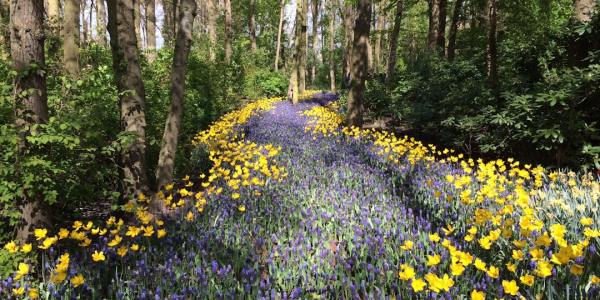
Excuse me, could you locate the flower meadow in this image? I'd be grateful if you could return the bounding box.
[2,91,600,299]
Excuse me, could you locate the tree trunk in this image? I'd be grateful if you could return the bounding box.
[346,0,371,128]
[428,0,440,50]
[162,0,174,43]
[574,0,596,23]
[224,0,232,63]
[97,0,108,46]
[373,1,384,74]
[146,0,157,61]
[134,0,142,48]
[64,0,80,76]
[341,3,354,88]
[289,0,304,104]
[486,0,498,97]
[107,0,150,200]
[446,0,463,60]
[310,0,319,85]
[274,0,285,70]
[206,0,217,60]
[298,0,308,93]
[436,0,446,50]
[82,0,89,45]
[155,0,196,206]
[47,0,61,29]
[385,0,403,85]
[249,0,257,50]
[328,0,335,92]
[0,0,11,56]
[10,0,51,241]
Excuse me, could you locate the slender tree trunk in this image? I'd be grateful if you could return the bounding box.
[107,0,150,200]
[64,0,80,76]
[428,0,440,50]
[82,0,89,45]
[373,1,384,74]
[162,0,174,43]
[446,0,463,60]
[486,0,498,97]
[574,0,596,22]
[298,0,308,93]
[206,0,217,60]
[97,0,108,46]
[274,0,285,70]
[289,0,304,104]
[342,3,354,88]
[155,0,196,206]
[249,0,257,50]
[346,0,371,128]
[146,0,157,61]
[134,0,142,48]
[310,0,319,85]
[436,0,446,50]
[11,0,51,241]
[224,0,232,63]
[328,0,335,92]
[0,0,8,56]
[385,0,403,84]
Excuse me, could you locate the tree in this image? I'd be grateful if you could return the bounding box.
[299,0,308,92]
[82,0,89,45]
[574,0,596,22]
[446,0,463,60]
[274,0,286,70]
[97,0,108,46]
[249,0,257,50]
[385,0,403,84]
[373,1,385,74]
[10,0,51,241]
[437,0,447,50]
[47,0,61,30]
[206,0,217,61]
[155,0,197,208]
[162,0,175,43]
[134,0,143,48]
[64,0,80,76]
[341,3,354,88]
[289,0,305,104]
[428,0,446,53]
[328,0,336,91]
[310,0,320,85]
[224,0,233,63]
[0,0,10,56]
[346,0,371,128]
[486,0,498,97]
[107,0,150,200]
[146,0,157,61]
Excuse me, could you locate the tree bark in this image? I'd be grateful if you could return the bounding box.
[446,0,463,60]
[10,0,51,241]
[134,0,142,48]
[224,0,232,63]
[341,3,354,88]
[146,0,157,61]
[82,0,89,45]
[310,0,319,85]
[385,0,403,85]
[107,0,150,200]
[436,0,446,50]
[298,0,308,93]
[155,0,196,206]
[64,0,80,76]
[346,0,371,128]
[47,0,61,29]
[427,0,440,50]
[274,0,285,70]
[289,0,304,104]
[0,0,11,56]
[97,0,108,46]
[249,0,257,50]
[574,0,596,23]
[161,0,174,43]
[206,0,217,60]
[328,0,335,92]
[373,1,384,74]
[486,0,498,97]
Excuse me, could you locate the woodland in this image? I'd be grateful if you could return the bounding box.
[0,0,599,299]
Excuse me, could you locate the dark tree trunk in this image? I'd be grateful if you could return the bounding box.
[436,0,446,50]
[427,0,439,50]
[155,0,196,209]
[107,0,150,200]
[10,0,51,241]
[346,0,371,128]
[446,0,463,60]
[486,0,498,98]
[249,0,257,50]
[385,0,403,85]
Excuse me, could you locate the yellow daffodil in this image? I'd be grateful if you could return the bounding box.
[92,250,105,262]
[471,289,485,300]
[502,280,519,296]
[71,274,85,287]
[14,263,29,280]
